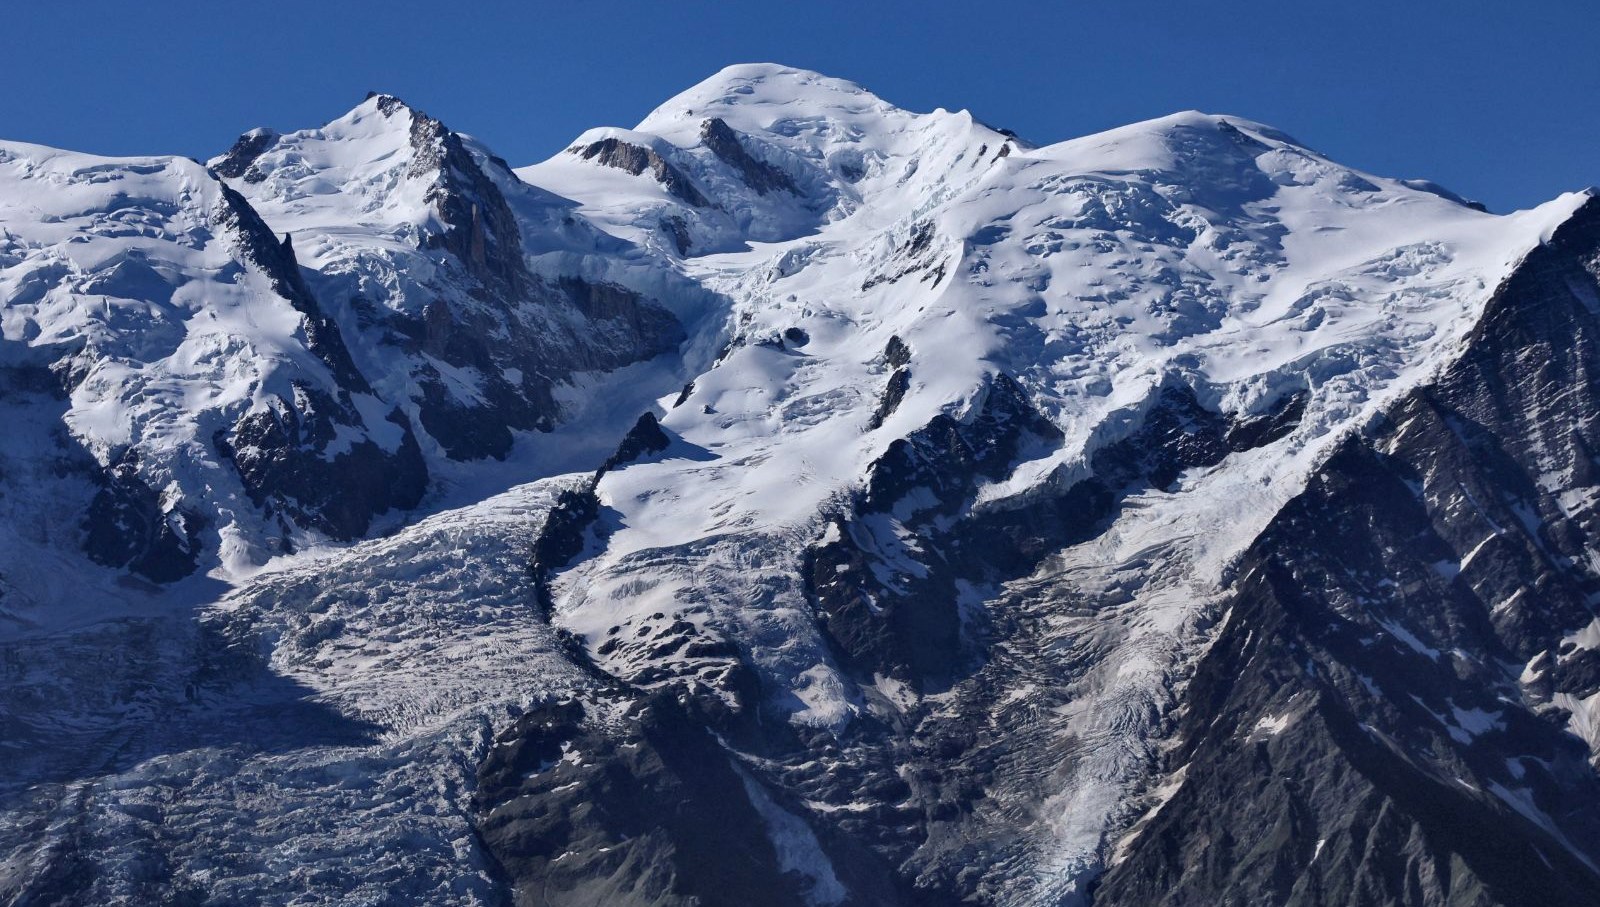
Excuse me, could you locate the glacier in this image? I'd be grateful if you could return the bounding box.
[4,63,1600,907]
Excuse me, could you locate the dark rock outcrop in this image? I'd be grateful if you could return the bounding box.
[810,371,1311,691]
[573,138,710,207]
[599,412,671,478]
[211,129,278,182]
[393,273,682,462]
[862,222,943,290]
[810,373,1062,686]
[529,482,602,616]
[474,692,918,907]
[347,100,689,463]
[1097,196,1600,906]
[403,100,531,297]
[214,186,372,394]
[700,118,797,196]
[867,366,910,430]
[82,452,206,582]
[883,335,911,369]
[214,386,428,542]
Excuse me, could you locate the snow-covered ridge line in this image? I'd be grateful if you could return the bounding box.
[8,61,1600,907]
[515,65,1598,902]
[0,84,700,610]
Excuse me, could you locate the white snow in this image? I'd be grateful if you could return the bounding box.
[0,139,379,581]
[738,770,848,906]
[527,64,1581,709]
[1253,712,1295,736]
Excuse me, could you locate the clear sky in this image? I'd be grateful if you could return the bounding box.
[3,1,1594,213]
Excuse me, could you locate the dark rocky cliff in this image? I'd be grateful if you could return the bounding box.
[1098,197,1600,906]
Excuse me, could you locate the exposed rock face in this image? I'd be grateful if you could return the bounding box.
[0,140,459,581]
[479,184,1600,905]
[0,90,693,582]
[699,117,798,196]
[82,452,206,581]
[211,180,434,553]
[215,386,427,543]
[218,95,688,465]
[600,412,672,476]
[391,272,683,461]
[211,128,277,182]
[883,334,911,369]
[573,137,711,207]
[391,99,687,461]
[475,692,915,907]
[866,365,910,429]
[813,374,1062,685]
[1097,196,1600,906]
[405,101,531,296]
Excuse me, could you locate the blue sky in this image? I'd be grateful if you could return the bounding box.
[4,1,1594,212]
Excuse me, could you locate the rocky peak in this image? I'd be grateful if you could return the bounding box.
[568,134,710,207]
[698,117,797,195]
[211,127,279,181]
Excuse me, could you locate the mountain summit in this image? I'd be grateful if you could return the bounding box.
[3,65,1600,907]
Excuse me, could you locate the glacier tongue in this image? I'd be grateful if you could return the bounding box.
[0,478,592,905]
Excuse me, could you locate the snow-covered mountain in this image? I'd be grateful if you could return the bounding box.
[4,63,1600,907]
[213,94,691,467]
[0,91,691,604]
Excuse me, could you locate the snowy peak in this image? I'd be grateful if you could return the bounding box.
[210,93,486,243]
[211,127,280,180]
[1015,110,1350,206]
[527,68,1587,748]
[1031,108,1499,225]
[510,73,1600,906]
[214,90,689,469]
[631,61,1004,170]
[1134,112,1497,220]
[214,93,630,282]
[0,138,430,583]
[523,63,1016,254]
[14,62,1600,907]
[635,63,904,136]
[0,139,352,406]
[531,70,1458,269]
[0,87,689,589]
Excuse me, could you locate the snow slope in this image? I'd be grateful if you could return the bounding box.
[214,93,693,471]
[527,63,1580,691]
[517,64,1593,901]
[0,91,705,624]
[0,139,427,590]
